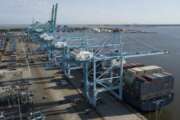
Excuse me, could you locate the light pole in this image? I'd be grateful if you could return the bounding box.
[17,88,22,120]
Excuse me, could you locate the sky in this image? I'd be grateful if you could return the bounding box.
[0,0,180,25]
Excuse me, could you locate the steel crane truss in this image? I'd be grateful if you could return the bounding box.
[82,56,124,106]
[60,34,168,106]
[61,39,122,78]
[61,37,125,106]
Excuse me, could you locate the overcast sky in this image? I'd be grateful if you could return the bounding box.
[0,0,180,24]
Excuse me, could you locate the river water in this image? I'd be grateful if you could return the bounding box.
[127,26,180,120]
[61,25,180,120]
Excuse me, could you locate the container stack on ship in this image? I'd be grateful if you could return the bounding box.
[123,63,174,112]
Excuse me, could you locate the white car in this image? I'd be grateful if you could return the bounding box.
[28,111,45,120]
[0,112,5,120]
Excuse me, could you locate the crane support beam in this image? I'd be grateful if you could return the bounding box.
[124,50,168,59]
[67,43,121,49]
[94,50,168,61]
[53,3,58,31]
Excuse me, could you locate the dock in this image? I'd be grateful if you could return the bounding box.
[0,31,148,119]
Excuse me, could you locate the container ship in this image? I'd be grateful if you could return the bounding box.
[123,63,174,112]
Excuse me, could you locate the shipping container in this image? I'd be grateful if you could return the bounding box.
[123,64,174,112]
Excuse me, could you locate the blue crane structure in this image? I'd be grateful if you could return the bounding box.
[54,32,168,106]
[26,3,59,66]
[27,3,58,35]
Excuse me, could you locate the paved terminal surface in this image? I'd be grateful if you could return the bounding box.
[0,32,147,120]
[69,71,147,120]
[15,36,104,120]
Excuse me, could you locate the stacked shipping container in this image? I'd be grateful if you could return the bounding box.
[123,63,174,112]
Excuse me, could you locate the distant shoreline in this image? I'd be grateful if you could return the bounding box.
[1,24,180,31]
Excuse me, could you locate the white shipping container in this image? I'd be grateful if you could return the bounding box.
[140,65,162,74]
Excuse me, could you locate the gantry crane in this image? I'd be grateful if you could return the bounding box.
[55,32,168,106]
[26,3,59,68]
